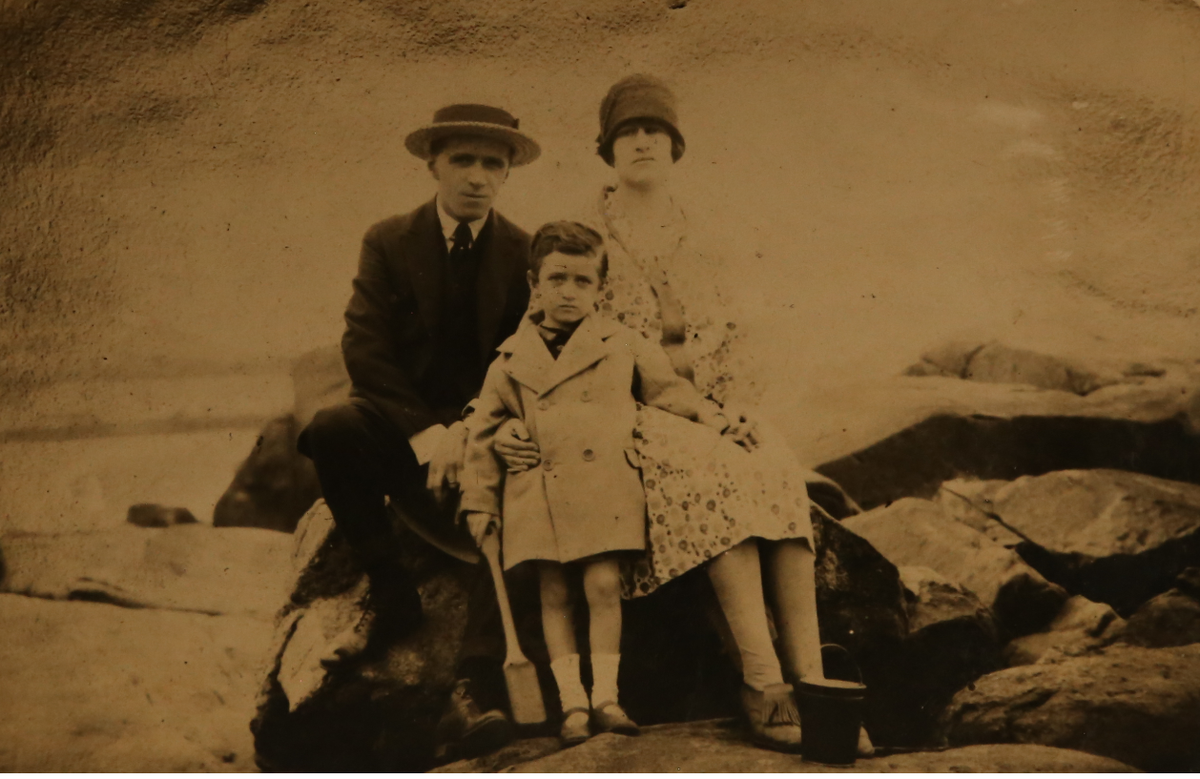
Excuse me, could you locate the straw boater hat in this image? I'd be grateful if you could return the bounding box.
[405,103,541,166]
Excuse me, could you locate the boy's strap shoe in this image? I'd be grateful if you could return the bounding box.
[433,679,515,764]
[560,707,591,747]
[590,701,640,736]
[740,683,804,753]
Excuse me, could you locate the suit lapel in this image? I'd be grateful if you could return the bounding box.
[404,198,446,336]
[476,212,516,360]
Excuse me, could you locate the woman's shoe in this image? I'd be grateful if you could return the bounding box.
[740,683,804,753]
[591,701,641,736]
[560,707,591,747]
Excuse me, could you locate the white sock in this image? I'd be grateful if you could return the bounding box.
[591,653,621,707]
[550,653,590,713]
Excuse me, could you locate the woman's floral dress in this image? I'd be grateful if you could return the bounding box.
[578,187,814,599]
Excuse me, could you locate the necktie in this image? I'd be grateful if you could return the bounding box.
[450,221,473,262]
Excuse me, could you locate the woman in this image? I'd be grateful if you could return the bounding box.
[497,74,871,754]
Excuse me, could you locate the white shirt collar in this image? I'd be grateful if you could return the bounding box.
[436,196,488,248]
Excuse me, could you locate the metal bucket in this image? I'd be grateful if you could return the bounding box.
[797,645,866,765]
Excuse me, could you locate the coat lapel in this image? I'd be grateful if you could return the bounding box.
[500,315,621,397]
[499,320,558,395]
[404,198,446,336]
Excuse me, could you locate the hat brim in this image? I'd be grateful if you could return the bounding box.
[405,122,541,167]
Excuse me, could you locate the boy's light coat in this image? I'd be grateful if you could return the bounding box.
[462,312,718,569]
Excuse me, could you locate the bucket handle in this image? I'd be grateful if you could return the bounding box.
[820,643,865,686]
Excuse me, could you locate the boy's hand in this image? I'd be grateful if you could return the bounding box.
[465,512,498,547]
[427,421,468,504]
[494,418,541,472]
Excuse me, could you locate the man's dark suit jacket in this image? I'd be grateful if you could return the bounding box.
[343,197,532,441]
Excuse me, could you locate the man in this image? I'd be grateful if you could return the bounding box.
[298,103,540,762]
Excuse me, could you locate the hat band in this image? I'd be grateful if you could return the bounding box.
[432,103,519,129]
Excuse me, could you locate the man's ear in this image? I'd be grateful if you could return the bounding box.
[526,269,537,288]
[427,158,439,179]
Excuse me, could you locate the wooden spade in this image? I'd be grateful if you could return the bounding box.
[479,527,547,726]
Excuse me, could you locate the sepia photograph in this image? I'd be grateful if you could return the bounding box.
[2,0,1199,771]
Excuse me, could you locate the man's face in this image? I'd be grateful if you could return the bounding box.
[533,251,603,327]
[429,136,512,222]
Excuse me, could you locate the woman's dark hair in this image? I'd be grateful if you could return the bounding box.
[530,221,609,281]
[598,118,685,167]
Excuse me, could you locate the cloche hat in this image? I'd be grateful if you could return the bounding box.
[405,103,541,166]
[596,74,685,165]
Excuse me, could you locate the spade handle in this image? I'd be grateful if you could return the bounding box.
[480,528,527,666]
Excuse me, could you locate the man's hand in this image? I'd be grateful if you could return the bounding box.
[465,511,498,547]
[721,405,762,452]
[493,418,541,472]
[427,421,469,504]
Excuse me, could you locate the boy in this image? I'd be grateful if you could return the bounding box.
[459,221,728,745]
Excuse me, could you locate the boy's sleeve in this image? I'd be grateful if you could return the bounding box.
[629,331,725,429]
[459,362,516,520]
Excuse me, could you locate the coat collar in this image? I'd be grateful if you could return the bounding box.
[404,198,447,337]
[499,313,623,397]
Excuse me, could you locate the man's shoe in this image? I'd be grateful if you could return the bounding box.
[433,679,515,764]
[740,683,804,753]
[591,701,640,736]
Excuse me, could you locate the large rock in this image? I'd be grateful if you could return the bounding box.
[902,340,1145,396]
[212,414,321,533]
[949,469,1200,615]
[1003,595,1125,668]
[842,498,1068,637]
[0,593,272,771]
[1120,588,1200,649]
[438,719,1134,772]
[940,643,1200,771]
[875,567,1000,745]
[0,524,293,618]
[252,502,913,769]
[808,369,1200,511]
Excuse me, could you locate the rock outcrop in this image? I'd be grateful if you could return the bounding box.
[876,567,1000,745]
[810,370,1200,511]
[842,498,1068,637]
[212,414,321,533]
[0,524,293,618]
[940,643,1200,771]
[1002,595,1125,668]
[901,340,1158,396]
[1120,588,1200,649]
[0,593,271,771]
[437,719,1134,772]
[251,501,917,769]
[937,469,1200,615]
[126,503,199,528]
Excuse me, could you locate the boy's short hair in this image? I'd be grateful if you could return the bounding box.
[529,221,609,280]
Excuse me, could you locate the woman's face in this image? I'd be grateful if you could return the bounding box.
[611,120,673,187]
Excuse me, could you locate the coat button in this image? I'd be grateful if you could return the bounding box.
[542,459,553,471]
[582,449,595,462]
[537,400,550,411]
[581,390,591,402]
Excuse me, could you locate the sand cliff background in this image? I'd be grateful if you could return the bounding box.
[2,0,1199,532]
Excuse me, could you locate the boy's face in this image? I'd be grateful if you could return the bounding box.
[532,251,603,327]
